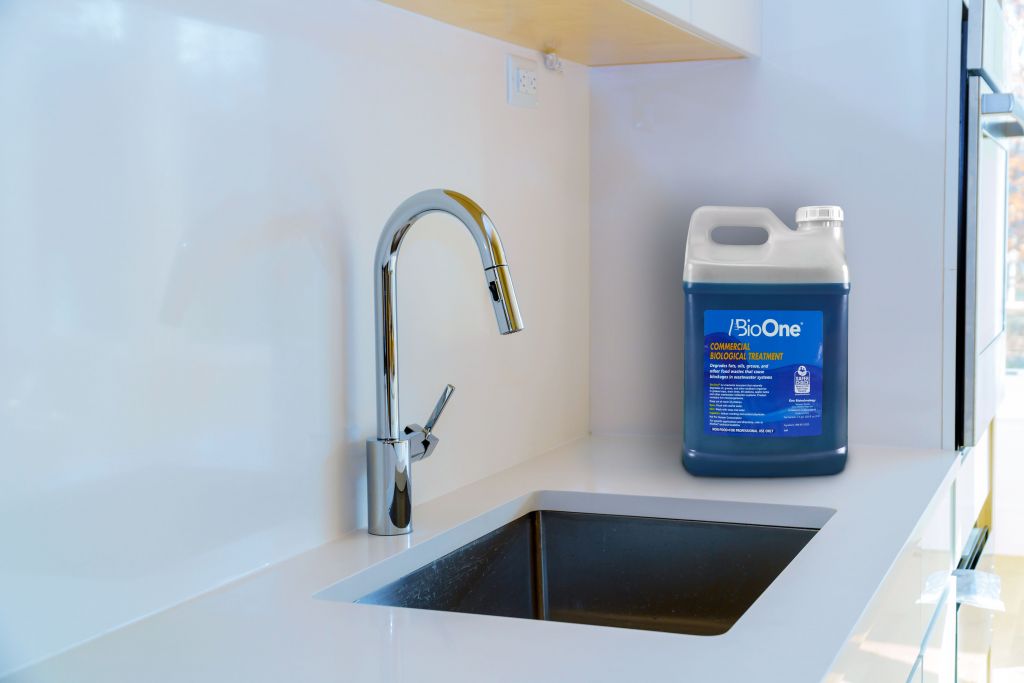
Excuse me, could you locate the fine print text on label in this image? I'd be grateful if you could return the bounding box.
[703,310,824,438]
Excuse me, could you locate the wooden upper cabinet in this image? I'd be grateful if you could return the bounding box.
[379,0,761,66]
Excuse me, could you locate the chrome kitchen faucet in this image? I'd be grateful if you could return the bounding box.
[367,189,524,536]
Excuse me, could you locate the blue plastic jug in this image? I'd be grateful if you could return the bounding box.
[682,206,849,477]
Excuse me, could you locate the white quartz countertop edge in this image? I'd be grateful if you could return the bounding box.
[4,435,960,683]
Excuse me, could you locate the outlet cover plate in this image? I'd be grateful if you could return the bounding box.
[507,55,538,108]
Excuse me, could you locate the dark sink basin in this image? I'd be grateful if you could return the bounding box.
[357,511,817,636]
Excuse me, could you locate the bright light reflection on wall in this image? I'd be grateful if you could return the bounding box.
[67,0,124,41]
[176,17,263,73]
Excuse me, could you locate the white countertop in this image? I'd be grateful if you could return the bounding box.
[5,436,959,683]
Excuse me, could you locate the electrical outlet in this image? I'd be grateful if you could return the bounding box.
[518,68,537,95]
[507,55,538,108]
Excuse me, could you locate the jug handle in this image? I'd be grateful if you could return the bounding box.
[687,206,791,247]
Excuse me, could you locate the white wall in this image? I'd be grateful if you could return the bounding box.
[589,0,956,447]
[0,0,589,673]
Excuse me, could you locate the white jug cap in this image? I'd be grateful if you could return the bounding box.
[796,205,844,223]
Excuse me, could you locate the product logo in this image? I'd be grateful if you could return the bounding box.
[794,365,811,395]
[728,317,802,338]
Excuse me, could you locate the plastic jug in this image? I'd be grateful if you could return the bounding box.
[682,206,849,477]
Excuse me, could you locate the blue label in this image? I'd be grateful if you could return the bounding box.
[703,310,823,438]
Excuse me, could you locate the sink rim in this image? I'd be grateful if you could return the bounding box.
[315,490,835,609]
[354,509,821,636]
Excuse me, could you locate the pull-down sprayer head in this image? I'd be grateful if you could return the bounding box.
[434,189,523,335]
[484,263,523,335]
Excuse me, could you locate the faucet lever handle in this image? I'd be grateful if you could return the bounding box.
[404,384,454,463]
[424,384,455,434]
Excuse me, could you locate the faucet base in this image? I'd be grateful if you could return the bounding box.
[366,439,413,535]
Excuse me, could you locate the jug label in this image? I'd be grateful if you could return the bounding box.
[703,309,823,437]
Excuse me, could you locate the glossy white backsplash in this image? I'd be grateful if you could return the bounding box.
[589,0,954,448]
[0,0,589,672]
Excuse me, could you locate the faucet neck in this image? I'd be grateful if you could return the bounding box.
[372,189,518,440]
[367,189,524,535]
[374,245,403,440]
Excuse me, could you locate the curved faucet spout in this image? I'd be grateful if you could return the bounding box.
[373,189,524,442]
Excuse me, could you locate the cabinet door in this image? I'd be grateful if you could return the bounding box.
[922,588,956,683]
[957,548,999,683]
[827,482,955,682]
[625,0,762,56]
[909,655,924,683]
[961,71,1013,448]
[955,431,992,551]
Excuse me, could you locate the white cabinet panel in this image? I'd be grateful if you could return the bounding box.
[922,588,956,683]
[956,428,991,552]
[627,0,761,56]
[975,135,1008,351]
[828,482,955,682]
[909,655,924,683]
[956,550,999,683]
[962,73,1009,447]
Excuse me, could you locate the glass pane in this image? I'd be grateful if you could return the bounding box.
[1008,2,1024,369]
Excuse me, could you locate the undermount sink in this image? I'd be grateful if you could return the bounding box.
[354,510,817,636]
